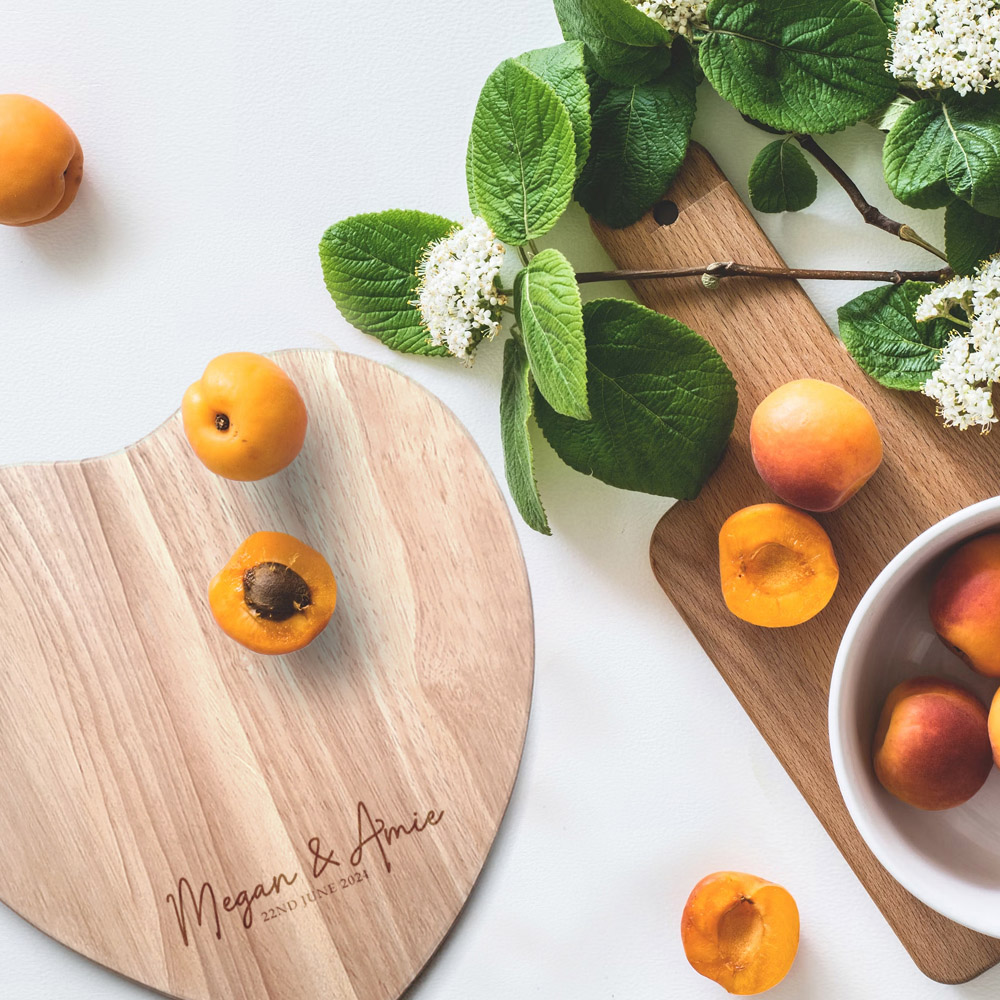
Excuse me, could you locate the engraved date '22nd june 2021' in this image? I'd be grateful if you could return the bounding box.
[165,800,445,946]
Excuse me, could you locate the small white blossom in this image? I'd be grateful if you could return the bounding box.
[921,256,1000,431]
[413,217,506,363]
[631,0,708,38]
[890,0,1000,96]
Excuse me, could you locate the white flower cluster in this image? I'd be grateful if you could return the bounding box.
[920,256,1000,431]
[890,0,1000,96]
[413,217,506,363]
[631,0,708,39]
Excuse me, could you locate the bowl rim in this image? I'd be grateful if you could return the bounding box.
[829,495,1000,937]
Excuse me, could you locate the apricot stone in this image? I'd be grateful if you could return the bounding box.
[929,532,1000,677]
[719,503,839,628]
[873,677,992,811]
[750,379,883,512]
[681,871,799,995]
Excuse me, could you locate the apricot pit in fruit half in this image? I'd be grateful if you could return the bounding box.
[719,503,839,628]
[209,531,336,654]
[681,871,799,994]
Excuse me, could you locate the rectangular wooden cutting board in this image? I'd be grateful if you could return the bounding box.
[592,143,1000,984]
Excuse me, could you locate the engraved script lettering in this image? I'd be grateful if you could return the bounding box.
[350,801,445,873]
[167,871,297,944]
[166,799,444,945]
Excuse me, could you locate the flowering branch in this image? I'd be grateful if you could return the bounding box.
[574,262,953,285]
[793,134,949,263]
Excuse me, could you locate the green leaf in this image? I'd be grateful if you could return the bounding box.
[553,0,674,85]
[500,338,551,535]
[838,282,951,390]
[534,298,738,498]
[882,100,955,209]
[884,96,1000,215]
[516,41,592,177]
[700,0,895,134]
[467,59,577,245]
[748,139,818,213]
[319,210,454,356]
[514,250,589,420]
[859,0,896,25]
[944,102,1000,218]
[575,43,697,228]
[946,200,1000,275]
[867,94,914,133]
[875,0,897,25]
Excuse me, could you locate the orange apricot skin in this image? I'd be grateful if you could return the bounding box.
[182,352,308,481]
[719,503,839,628]
[0,95,83,226]
[681,871,799,995]
[873,677,991,810]
[209,531,336,655]
[929,533,1000,677]
[989,687,1000,770]
[750,379,883,513]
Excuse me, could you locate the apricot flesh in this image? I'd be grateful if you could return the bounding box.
[873,677,992,810]
[750,379,883,512]
[929,532,1000,677]
[681,871,799,995]
[719,503,839,627]
[0,95,83,226]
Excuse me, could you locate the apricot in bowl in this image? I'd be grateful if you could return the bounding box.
[719,503,839,627]
[750,379,882,513]
[681,871,799,995]
[182,352,308,481]
[929,532,1000,678]
[873,677,992,811]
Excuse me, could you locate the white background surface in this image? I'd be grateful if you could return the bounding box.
[0,1,992,997]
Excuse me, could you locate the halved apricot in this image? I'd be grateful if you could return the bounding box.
[209,531,336,654]
[719,503,838,627]
[682,871,799,995]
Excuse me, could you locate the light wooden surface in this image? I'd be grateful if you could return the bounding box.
[592,143,1000,984]
[0,350,534,1000]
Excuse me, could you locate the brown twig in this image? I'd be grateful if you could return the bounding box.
[793,134,949,263]
[574,262,953,285]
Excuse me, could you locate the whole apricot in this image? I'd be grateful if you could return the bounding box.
[873,677,991,810]
[182,352,308,481]
[681,871,799,995]
[750,379,883,512]
[0,95,83,226]
[719,503,839,627]
[929,532,1000,677]
[209,531,337,655]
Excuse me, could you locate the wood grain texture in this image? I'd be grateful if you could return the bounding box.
[0,349,533,1000]
[592,144,1000,984]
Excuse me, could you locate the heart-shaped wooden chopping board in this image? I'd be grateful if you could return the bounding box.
[0,349,533,1000]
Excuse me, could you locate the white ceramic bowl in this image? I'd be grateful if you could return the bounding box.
[830,496,1000,937]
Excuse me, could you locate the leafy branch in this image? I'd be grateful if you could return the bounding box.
[575,263,954,285]
[319,0,1000,534]
[793,134,949,262]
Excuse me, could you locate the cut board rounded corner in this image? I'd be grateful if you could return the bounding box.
[594,147,1000,984]
[0,346,534,1000]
